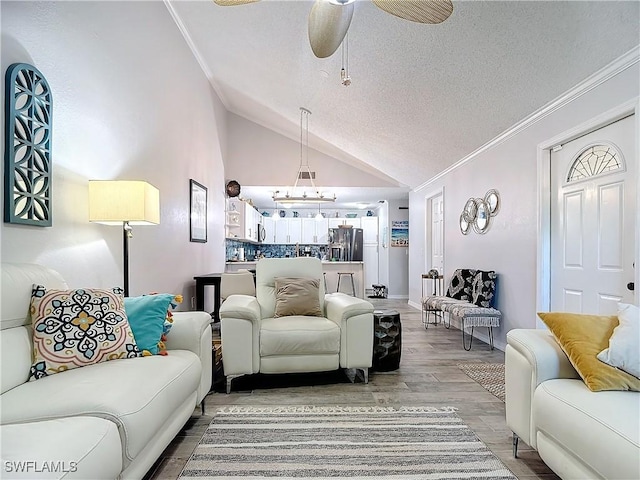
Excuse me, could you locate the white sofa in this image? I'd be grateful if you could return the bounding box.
[505,329,640,479]
[0,263,212,480]
[220,257,374,393]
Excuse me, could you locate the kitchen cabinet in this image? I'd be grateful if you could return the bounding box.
[301,218,329,244]
[360,217,379,243]
[275,217,302,244]
[263,216,276,244]
[226,199,262,243]
[363,244,379,290]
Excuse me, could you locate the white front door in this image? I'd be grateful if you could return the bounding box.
[550,115,636,314]
[430,193,444,273]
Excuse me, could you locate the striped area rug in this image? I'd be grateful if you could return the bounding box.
[179,405,516,479]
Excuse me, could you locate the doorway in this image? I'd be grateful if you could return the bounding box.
[538,101,639,317]
[550,115,636,313]
[425,190,444,274]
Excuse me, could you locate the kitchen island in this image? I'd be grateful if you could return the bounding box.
[225,259,365,298]
[322,261,364,298]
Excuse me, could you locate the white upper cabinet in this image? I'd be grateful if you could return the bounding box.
[263,216,276,244]
[360,217,379,244]
[301,218,329,244]
[225,199,262,242]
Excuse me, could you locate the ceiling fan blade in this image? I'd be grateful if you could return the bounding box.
[213,0,260,6]
[308,0,355,59]
[372,0,453,24]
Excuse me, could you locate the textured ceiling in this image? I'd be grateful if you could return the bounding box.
[168,0,639,192]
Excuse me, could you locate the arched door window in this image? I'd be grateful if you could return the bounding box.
[566,143,624,183]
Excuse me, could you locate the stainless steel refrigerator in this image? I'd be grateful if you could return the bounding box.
[328,227,363,262]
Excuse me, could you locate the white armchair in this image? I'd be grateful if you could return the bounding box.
[219,257,374,393]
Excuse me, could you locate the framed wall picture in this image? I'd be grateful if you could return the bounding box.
[189,179,207,243]
[391,220,409,247]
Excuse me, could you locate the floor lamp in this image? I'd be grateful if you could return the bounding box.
[89,180,160,297]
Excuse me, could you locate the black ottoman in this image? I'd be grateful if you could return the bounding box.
[372,309,402,371]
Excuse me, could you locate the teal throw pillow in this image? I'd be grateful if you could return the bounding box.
[124,294,175,355]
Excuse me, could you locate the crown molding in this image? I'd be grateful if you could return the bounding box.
[414,45,640,193]
[163,0,230,109]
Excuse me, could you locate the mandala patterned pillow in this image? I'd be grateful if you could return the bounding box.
[445,269,477,301]
[29,286,140,381]
[472,270,497,308]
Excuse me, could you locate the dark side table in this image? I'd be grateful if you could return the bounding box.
[193,273,222,322]
[372,309,402,371]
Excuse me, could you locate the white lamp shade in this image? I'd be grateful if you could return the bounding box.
[89,180,160,225]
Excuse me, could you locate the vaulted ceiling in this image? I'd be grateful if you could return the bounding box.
[168,0,639,195]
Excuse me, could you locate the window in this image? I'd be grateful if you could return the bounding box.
[567,144,623,183]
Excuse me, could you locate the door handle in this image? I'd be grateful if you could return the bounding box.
[627,282,635,291]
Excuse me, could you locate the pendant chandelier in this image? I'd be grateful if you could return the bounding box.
[272,108,336,204]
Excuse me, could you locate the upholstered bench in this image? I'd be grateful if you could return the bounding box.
[422,269,501,350]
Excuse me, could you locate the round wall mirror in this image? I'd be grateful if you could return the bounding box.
[459,213,470,235]
[473,199,490,234]
[462,198,477,223]
[484,189,500,215]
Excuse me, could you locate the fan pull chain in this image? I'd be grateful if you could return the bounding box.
[341,33,351,86]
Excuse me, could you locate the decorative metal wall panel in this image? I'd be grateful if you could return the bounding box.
[4,63,52,226]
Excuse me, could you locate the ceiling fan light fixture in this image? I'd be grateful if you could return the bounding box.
[328,0,356,5]
[371,0,454,24]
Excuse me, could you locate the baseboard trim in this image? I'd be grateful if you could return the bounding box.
[387,295,409,300]
[407,300,422,310]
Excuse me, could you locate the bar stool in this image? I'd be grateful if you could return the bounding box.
[337,272,356,296]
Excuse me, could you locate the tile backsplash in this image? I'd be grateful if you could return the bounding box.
[226,240,326,261]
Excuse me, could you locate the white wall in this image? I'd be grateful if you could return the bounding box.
[225,113,400,188]
[1,1,227,309]
[409,58,639,350]
[387,199,409,298]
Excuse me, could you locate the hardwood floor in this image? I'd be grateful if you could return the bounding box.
[145,299,559,479]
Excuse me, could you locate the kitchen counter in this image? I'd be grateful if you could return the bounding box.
[225,259,365,298]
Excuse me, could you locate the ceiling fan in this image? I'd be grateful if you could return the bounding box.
[213,0,454,58]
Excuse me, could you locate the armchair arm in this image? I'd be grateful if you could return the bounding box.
[165,311,212,405]
[219,295,262,377]
[324,293,374,322]
[325,293,374,369]
[505,329,580,449]
[219,294,261,322]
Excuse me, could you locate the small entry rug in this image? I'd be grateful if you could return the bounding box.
[458,363,505,402]
[179,405,516,479]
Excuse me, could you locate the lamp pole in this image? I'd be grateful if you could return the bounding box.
[123,221,132,297]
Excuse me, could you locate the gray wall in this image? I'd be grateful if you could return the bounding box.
[409,57,639,350]
[1,1,227,309]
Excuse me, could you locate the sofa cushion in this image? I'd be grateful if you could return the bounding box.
[0,350,201,463]
[29,286,140,380]
[260,316,340,356]
[597,303,640,379]
[445,269,476,301]
[0,417,122,480]
[273,277,322,318]
[534,378,640,480]
[538,312,640,391]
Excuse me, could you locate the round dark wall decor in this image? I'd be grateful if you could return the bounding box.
[226,180,241,198]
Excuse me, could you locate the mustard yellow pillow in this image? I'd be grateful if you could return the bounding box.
[538,312,640,392]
